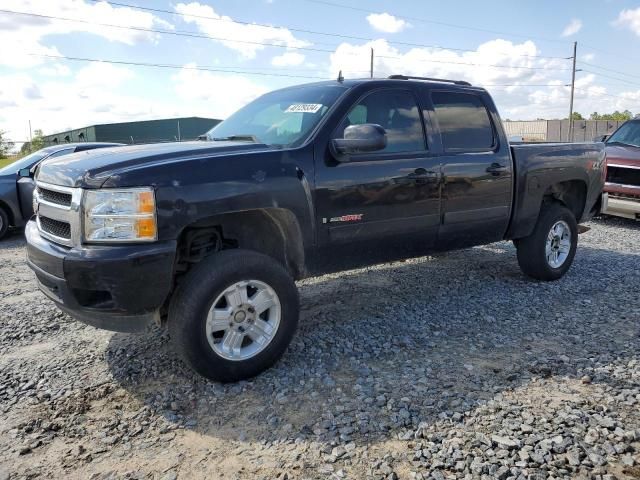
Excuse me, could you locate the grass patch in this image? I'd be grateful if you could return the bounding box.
[0,157,18,169]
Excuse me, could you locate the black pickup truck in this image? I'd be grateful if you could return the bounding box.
[26,76,605,382]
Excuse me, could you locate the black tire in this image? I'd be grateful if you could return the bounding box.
[168,249,299,382]
[0,208,9,240]
[516,203,578,281]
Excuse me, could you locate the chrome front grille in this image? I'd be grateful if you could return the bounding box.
[37,187,72,207]
[39,216,71,239]
[34,181,82,247]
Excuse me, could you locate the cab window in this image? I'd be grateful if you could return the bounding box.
[431,91,495,152]
[338,90,425,153]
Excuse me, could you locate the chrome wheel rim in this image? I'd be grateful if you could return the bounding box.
[206,280,281,361]
[545,220,571,268]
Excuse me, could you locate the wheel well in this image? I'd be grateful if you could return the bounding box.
[542,180,587,221]
[175,208,306,280]
[0,200,14,226]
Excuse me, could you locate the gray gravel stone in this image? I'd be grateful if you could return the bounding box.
[0,217,638,478]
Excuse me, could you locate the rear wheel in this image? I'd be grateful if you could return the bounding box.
[168,249,299,382]
[0,208,9,240]
[516,203,578,281]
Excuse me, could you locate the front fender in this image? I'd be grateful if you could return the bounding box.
[151,150,315,249]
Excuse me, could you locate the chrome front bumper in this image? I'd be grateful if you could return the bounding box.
[602,192,640,220]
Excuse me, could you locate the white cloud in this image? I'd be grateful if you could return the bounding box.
[172,64,268,118]
[581,53,595,62]
[366,13,409,33]
[561,18,582,37]
[175,2,310,59]
[74,63,135,89]
[329,38,640,120]
[614,7,640,36]
[271,52,305,66]
[0,60,275,147]
[0,0,174,68]
[38,63,71,77]
[0,59,271,147]
[330,38,558,86]
[505,72,640,120]
[0,65,165,144]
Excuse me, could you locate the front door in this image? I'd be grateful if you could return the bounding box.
[315,88,441,246]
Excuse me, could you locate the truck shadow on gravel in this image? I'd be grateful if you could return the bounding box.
[104,230,639,445]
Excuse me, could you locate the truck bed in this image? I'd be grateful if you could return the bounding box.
[507,142,606,239]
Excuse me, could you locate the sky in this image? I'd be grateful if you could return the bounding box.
[2,0,640,147]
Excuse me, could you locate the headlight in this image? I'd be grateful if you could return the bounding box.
[83,188,157,242]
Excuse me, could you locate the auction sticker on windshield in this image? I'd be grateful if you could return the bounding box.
[285,103,323,113]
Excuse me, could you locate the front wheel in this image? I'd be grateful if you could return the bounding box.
[168,249,299,382]
[0,208,9,240]
[516,203,578,281]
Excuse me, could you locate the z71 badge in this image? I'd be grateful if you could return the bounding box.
[323,214,364,224]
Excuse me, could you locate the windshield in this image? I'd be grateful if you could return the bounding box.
[205,84,348,147]
[607,121,640,147]
[0,150,49,175]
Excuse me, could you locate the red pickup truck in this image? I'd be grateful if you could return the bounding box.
[599,119,640,220]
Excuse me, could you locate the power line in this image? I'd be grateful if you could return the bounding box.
[577,61,640,80]
[88,0,568,60]
[302,0,568,45]
[583,80,640,89]
[0,9,341,54]
[23,53,578,85]
[486,84,570,87]
[26,53,330,79]
[2,9,572,73]
[375,53,572,71]
[580,43,640,65]
[574,88,640,102]
[579,70,640,88]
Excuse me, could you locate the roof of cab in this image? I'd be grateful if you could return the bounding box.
[279,75,486,93]
[39,142,124,153]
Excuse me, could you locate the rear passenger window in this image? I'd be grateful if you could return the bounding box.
[431,92,495,151]
[339,90,425,153]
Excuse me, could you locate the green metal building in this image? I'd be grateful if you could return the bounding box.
[42,117,221,146]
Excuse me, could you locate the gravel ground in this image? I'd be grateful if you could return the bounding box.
[0,216,639,480]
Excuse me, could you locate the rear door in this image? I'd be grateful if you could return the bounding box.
[428,90,513,247]
[315,87,441,245]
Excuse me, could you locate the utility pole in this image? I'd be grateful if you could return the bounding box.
[28,120,32,143]
[370,48,374,78]
[568,41,577,142]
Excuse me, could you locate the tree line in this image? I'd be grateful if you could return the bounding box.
[0,130,45,160]
[570,110,634,121]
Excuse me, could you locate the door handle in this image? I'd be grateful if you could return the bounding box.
[408,168,440,183]
[486,163,508,175]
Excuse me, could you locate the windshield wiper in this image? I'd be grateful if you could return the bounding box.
[211,134,260,143]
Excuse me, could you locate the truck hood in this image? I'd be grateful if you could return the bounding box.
[36,141,274,188]
[605,144,640,166]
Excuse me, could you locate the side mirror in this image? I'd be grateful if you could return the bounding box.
[18,168,31,178]
[593,134,610,143]
[331,124,387,161]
